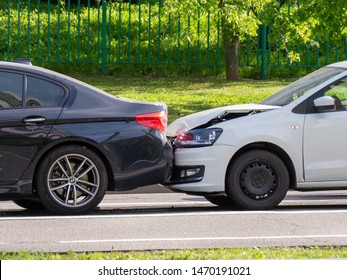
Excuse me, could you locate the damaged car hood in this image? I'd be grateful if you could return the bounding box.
[167,103,280,137]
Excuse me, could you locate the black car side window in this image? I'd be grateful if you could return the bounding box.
[0,72,23,108]
[26,76,65,107]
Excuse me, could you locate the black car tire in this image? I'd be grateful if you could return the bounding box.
[226,150,289,210]
[36,145,108,215]
[204,195,236,208]
[12,199,46,210]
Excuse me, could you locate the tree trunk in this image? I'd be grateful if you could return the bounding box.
[224,35,240,81]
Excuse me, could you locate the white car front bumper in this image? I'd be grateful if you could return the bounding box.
[166,145,239,193]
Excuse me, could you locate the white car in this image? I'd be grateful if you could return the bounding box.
[165,61,347,210]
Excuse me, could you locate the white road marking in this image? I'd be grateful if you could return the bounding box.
[1,209,347,221]
[100,201,210,206]
[58,234,347,244]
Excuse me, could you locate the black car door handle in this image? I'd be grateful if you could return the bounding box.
[23,116,46,124]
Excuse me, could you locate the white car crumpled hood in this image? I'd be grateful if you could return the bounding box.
[167,103,280,137]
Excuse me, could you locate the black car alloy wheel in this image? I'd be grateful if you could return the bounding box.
[226,150,289,210]
[37,145,108,215]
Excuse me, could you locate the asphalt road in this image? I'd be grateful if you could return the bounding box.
[1,188,347,252]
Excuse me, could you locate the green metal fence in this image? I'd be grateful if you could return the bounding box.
[1,0,347,78]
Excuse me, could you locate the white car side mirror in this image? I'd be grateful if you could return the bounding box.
[313,96,336,112]
[314,96,335,107]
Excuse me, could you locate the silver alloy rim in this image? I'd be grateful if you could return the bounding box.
[47,153,100,208]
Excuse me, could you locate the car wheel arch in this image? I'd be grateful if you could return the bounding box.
[226,142,297,191]
[32,140,115,193]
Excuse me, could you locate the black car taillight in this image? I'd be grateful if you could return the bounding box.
[136,110,167,131]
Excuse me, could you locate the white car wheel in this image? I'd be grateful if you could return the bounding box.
[226,150,289,210]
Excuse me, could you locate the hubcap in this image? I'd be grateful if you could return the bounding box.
[240,162,277,200]
[69,177,76,184]
[47,154,100,208]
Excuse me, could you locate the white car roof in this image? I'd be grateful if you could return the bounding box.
[327,60,347,69]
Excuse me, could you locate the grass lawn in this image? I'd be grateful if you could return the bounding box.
[71,74,289,123]
[2,247,347,260]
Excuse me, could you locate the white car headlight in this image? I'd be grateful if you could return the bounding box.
[174,128,223,148]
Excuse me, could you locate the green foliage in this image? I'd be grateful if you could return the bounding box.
[294,0,347,43]
[262,0,347,64]
[0,0,230,73]
[0,0,345,76]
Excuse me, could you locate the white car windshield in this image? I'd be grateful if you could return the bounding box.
[260,67,346,106]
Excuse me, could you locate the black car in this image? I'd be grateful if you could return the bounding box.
[0,60,172,214]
